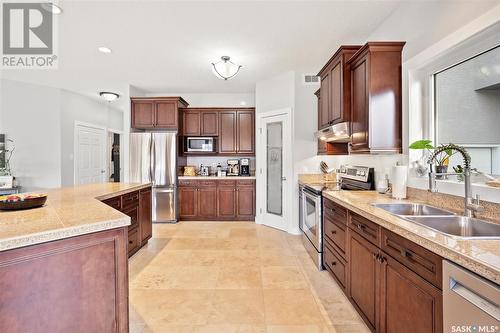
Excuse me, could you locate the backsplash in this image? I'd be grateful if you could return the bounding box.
[185,156,256,173]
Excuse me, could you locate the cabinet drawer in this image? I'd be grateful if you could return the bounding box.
[349,212,380,246]
[122,205,139,228]
[237,179,255,186]
[323,199,348,225]
[324,215,347,259]
[102,196,121,210]
[381,228,443,289]
[324,243,347,290]
[218,180,236,186]
[179,180,196,187]
[198,180,217,187]
[122,191,139,208]
[128,227,140,255]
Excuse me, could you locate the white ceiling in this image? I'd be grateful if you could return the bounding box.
[1,0,499,99]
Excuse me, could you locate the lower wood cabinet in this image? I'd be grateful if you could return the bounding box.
[322,197,443,333]
[179,179,255,221]
[102,186,152,257]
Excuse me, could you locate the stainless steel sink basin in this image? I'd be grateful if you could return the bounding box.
[373,203,454,216]
[405,216,500,239]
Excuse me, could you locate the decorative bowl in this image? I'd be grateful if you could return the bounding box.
[0,193,48,210]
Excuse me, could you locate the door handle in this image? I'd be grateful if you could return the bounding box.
[282,176,287,181]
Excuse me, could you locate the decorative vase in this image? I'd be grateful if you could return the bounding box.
[435,165,448,180]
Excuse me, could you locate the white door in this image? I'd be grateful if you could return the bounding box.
[257,109,292,231]
[75,124,106,185]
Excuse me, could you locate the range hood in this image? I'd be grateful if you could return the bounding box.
[315,122,350,142]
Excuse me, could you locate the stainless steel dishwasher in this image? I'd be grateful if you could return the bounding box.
[443,260,500,332]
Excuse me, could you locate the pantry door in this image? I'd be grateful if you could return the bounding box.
[256,108,292,232]
[75,122,107,185]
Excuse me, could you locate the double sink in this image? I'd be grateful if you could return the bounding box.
[373,203,500,239]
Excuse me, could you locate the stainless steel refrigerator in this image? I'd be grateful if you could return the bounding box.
[130,132,177,222]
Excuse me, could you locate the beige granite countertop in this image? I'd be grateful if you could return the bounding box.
[0,183,151,252]
[179,176,256,180]
[322,190,500,283]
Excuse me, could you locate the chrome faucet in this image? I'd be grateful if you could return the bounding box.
[427,144,484,218]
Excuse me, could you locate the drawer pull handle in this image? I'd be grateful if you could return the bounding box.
[129,240,133,244]
[331,261,337,266]
[357,223,365,231]
[331,230,337,235]
[400,248,412,258]
[372,252,379,260]
[378,255,386,263]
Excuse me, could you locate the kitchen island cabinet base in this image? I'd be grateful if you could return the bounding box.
[0,227,129,333]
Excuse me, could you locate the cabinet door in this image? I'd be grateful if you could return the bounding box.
[155,101,178,129]
[348,230,379,331]
[201,111,219,136]
[219,111,237,153]
[179,187,197,218]
[183,111,201,136]
[217,186,236,218]
[198,187,217,218]
[236,186,255,219]
[236,111,254,154]
[330,60,342,124]
[132,101,155,129]
[319,74,330,128]
[350,57,369,152]
[379,253,443,333]
[139,188,152,244]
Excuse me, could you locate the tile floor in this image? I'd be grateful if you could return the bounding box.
[129,222,370,333]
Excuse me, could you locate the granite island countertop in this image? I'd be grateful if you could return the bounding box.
[0,182,151,252]
[322,190,500,283]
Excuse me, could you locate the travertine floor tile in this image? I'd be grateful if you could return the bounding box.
[263,289,325,325]
[267,324,330,333]
[193,324,266,333]
[208,290,265,325]
[216,266,262,289]
[131,266,219,290]
[261,266,308,289]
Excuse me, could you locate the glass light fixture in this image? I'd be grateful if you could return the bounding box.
[211,56,242,80]
[99,91,119,102]
[41,3,62,14]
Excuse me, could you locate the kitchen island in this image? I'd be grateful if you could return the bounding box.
[0,183,151,333]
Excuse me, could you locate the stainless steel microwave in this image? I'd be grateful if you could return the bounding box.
[186,137,215,152]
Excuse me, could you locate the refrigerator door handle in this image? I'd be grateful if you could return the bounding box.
[150,137,156,184]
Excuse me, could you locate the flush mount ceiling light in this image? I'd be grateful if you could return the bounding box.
[211,56,242,80]
[99,92,119,102]
[41,3,62,14]
[98,46,112,54]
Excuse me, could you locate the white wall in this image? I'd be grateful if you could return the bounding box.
[0,79,62,190]
[60,90,123,186]
[143,93,255,107]
[0,79,124,190]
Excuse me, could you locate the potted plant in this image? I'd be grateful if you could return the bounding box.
[409,139,455,179]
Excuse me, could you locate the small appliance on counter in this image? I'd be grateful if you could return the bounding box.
[183,166,196,176]
[227,159,240,176]
[338,165,375,190]
[240,158,250,176]
[199,164,210,176]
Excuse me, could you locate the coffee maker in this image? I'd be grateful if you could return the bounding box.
[240,158,250,176]
[227,159,240,176]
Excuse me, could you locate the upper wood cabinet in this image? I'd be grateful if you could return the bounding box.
[316,89,349,156]
[219,108,255,155]
[182,108,219,136]
[219,111,237,153]
[131,97,188,130]
[347,42,405,154]
[317,45,361,129]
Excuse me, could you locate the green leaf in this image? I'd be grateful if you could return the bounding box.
[409,139,434,150]
[444,148,453,156]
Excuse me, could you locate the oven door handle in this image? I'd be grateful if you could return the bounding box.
[303,187,321,198]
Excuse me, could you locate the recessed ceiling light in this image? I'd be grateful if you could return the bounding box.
[41,3,62,14]
[99,92,119,102]
[98,47,112,54]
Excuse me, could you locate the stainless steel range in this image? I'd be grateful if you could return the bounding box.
[299,165,375,270]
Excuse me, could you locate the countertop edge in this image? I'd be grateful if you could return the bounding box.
[322,191,500,284]
[95,183,152,201]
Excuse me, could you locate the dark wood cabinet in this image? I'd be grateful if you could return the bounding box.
[316,89,350,156]
[131,97,188,130]
[183,110,201,136]
[198,187,217,218]
[179,179,255,221]
[139,188,152,245]
[219,111,237,153]
[101,186,152,257]
[347,42,405,154]
[348,230,380,331]
[0,228,129,333]
[218,186,236,218]
[236,111,255,154]
[182,109,219,136]
[317,45,361,128]
[379,253,443,333]
[201,111,219,136]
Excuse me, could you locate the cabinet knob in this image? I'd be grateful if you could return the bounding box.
[331,230,337,235]
[331,261,336,266]
[372,252,378,260]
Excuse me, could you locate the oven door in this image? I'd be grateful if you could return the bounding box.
[186,137,214,152]
[301,188,322,251]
